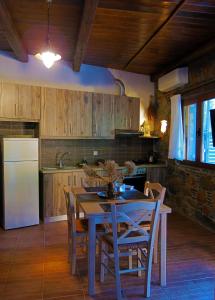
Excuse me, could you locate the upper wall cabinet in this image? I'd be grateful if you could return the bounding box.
[17,84,41,120]
[0,81,41,120]
[67,90,92,137]
[40,87,61,137]
[92,93,115,138]
[114,96,140,130]
[40,87,92,138]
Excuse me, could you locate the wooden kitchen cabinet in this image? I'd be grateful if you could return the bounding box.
[114,95,140,130]
[71,170,87,187]
[17,84,41,120]
[92,93,115,138]
[67,90,92,137]
[40,87,67,137]
[0,81,41,120]
[42,170,87,220]
[40,87,92,138]
[43,172,69,218]
[0,81,18,118]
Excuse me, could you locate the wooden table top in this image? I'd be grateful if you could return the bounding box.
[72,187,172,216]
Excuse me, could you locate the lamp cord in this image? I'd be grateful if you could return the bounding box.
[47,0,51,48]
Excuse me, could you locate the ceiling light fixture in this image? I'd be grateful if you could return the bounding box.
[35,0,61,68]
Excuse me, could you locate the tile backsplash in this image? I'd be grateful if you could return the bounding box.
[41,137,154,167]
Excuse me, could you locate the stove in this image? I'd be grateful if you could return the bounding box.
[123,163,147,192]
[132,159,147,165]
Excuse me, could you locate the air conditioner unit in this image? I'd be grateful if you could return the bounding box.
[158,67,188,92]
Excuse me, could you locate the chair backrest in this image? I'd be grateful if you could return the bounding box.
[63,185,76,233]
[111,200,161,250]
[144,181,166,204]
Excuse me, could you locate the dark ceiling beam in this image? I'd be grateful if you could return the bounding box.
[123,0,187,70]
[73,0,99,72]
[0,0,28,62]
[151,38,215,81]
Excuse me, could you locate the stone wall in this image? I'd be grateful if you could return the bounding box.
[166,160,215,229]
[154,51,215,230]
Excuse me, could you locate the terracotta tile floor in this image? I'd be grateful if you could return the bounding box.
[0,213,215,300]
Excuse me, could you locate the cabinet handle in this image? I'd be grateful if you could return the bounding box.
[74,175,76,186]
[130,117,132,129]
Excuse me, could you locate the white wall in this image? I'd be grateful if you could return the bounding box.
[0,51,154,124]
[109,69,154,125]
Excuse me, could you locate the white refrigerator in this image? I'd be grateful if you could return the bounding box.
[1,138,39,229]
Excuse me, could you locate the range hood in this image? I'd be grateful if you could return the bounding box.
[115,129,143,137]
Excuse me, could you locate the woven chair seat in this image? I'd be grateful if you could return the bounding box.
[76,219,106,233]
[101,231,149,250]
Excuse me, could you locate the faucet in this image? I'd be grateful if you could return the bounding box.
[57,152,71,168]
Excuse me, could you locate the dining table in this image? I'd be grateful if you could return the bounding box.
[72,186,172,296]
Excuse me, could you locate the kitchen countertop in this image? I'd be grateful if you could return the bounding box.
[40,163,167,174]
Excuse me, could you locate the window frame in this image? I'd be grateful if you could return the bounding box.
[182,91,215,169]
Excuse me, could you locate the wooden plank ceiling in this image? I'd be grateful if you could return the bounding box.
[0,0,214,77]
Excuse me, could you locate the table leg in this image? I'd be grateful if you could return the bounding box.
[88,217,96,295]
[159,213,167,286]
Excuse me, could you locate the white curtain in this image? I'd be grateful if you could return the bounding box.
[168,94,185,160]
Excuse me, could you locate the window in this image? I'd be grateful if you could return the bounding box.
[184,103,197,161]
[183,94,215,165]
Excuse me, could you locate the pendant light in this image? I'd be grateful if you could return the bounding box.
[35,0,61,68]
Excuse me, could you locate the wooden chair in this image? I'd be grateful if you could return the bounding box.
[144,181,166,202]
[99,200,161,299]
[64,186,88,275]
[143,181,166,264]
[128,181,166,275]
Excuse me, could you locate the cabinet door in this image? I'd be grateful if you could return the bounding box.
[92,93,115,137]
[43,172,74,218]
[43,174,54,218]
[0,81,18,118]
[68,91,92,137]
[41,87,71,137]
[72,171,86,187]
[18,85,41,120]
[40,87,59,137]
[114,96,140,130]
[55,89,69,137]
[52,173,72,216]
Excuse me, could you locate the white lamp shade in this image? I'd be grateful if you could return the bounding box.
[161,120,167,134]
[35,51,61,68]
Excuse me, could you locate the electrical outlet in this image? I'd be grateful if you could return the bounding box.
[93,150,98,156]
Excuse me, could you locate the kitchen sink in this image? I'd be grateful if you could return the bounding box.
[42,167,58,170]
[61,166,78,170]
[42,166,78,171]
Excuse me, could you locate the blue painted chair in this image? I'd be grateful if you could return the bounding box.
[99,199,161,299]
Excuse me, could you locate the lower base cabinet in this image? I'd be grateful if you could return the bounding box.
[41,166,167,222]
[42,170,87,222]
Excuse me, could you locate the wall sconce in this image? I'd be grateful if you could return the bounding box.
[161,120,167,134]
